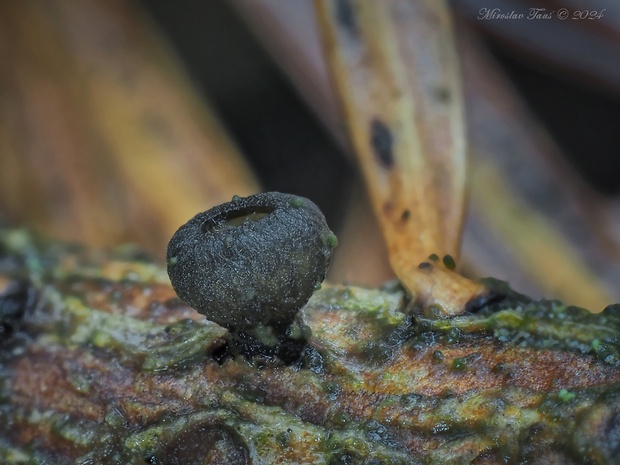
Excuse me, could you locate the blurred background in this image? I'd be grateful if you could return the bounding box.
[1,0,619,309]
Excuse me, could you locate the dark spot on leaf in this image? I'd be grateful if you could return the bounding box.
[401,209,410,221]
[442,254,456,270]
[433,86,451,103]
[418,262,432,270]
[335,0,358,37]
[370,119,394,168]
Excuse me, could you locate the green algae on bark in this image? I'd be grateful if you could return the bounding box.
[1,227,620,464]
[414,278,620,367]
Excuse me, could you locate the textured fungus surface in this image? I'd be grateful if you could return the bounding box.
[1,227,620,464]
[166,193,337,334]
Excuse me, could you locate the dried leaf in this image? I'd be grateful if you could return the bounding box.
[314,0,487,312]
[0,0,259,256]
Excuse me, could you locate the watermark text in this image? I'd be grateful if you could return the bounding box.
[477,7,605,21]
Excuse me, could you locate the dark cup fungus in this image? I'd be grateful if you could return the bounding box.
[166,192,337,359]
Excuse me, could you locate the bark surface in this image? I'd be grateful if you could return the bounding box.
[1,227,619,464]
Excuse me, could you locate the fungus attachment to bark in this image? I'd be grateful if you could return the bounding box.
[166,192,337,360]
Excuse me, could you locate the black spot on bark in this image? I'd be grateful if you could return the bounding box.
[336,0,358,36]
[0,278,36,338]
[370,119,394,168]
[463,290,502,314]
